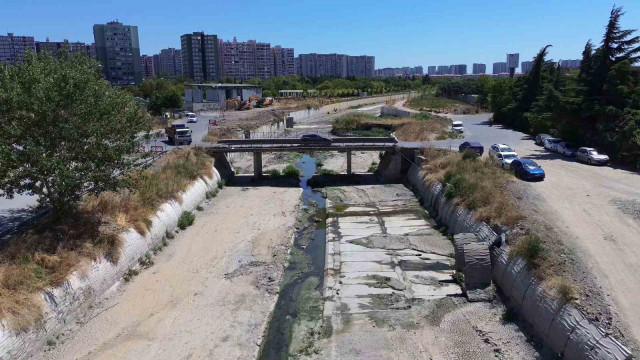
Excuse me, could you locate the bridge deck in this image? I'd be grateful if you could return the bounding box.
[204,137,399,153]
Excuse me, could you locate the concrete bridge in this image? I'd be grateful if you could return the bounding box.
[205,137,416,179]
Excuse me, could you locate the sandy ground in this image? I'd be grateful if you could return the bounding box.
[32,186,301,360]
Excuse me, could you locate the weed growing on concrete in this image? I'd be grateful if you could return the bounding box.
[46,338,56,347]
[138,252,154,268]
[196,205,204,211]
[315,159,324,168]
[367,161,378,173]
[266,169,281,177]
[123,268,139,282]
[165,230,175,240]
[178,211,195,230]
[205,189,219,199]
[502,307,517,322]
[454,272,464,286]
[217,179,226,189]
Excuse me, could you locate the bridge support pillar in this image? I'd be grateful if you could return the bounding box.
[253,152,263,177]
[346,150,352,175]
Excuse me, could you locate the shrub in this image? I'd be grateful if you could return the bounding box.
[550,276,576,303]
[367,164,378,173]
[318,168,337,175]
[266,169,281,177]
[165,230,175,239]
[217,179,226,189]
[138,252,154,268]
[315,159,324,168]
[196,205,204,211]
[462,149,479,160]
[283,164,301,178]
[178,211,195,230]
[510,234,545,268]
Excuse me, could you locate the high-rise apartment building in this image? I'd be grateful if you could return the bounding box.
[93,21,142,85]
[0,33,35,64]
[413,66,423,75]
[35,38,95,59]
[449,64,467,75]
[298,53,374,78]
[427,66,437,75]
[560,59,581,69]
[492,62,507,74]
[472,63,486,74]
[140,55,155,78]
[272,46,295,76]
[181,32,219,83]
[521,61,533,74]
[436,65,449,75]
[158,48,182,76]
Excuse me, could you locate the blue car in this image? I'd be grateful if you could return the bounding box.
[511,159,545,181]
[459,141,484,156]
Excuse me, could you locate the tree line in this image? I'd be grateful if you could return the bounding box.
[485,6,640,168]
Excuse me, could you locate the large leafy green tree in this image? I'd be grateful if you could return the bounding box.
[147,87,183,116]
[0,51,151,213]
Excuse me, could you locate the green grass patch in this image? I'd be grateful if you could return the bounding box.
[283,164,301,178]
[178,211,195,230]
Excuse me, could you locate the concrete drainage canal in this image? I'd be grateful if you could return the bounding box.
[259,156,547,359]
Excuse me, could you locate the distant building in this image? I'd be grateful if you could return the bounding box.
[0,33,35,64]
[560,59,581,69]
[493,62,507,74]
[93,21,142,85]
[181,32,219,83]
[272,46,295,76]
[159,48,182,76]
[35,38,95,59]
[217,37,271,81]
[449,64,467,75]
[472,63,486,74]
[140,55,155,78]
[521,61,533,74]
[427,66,437,75]
[298,53,374,78]
[413,66,423,75]
[436,65,449,75]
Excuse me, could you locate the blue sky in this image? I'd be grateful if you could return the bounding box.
[2,0,639,69]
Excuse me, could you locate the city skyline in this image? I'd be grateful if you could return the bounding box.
[2,1,638,70]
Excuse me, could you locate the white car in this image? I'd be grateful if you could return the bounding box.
[451,121,464,133]
[557,142,578,157]
[489,144,517,158]
[543,137,563,152]
[187,114,198,123]
[491,151,519,169]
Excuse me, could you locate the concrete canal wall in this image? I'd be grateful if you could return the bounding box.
[406,163,632,360]
[0,166,222,360]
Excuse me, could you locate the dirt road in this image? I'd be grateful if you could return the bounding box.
[33,186,301,360]
[399,106,640,348]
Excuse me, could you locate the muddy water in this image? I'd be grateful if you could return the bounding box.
[258,155,326,360]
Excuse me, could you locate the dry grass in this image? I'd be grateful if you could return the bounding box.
[394,114,456,142]
[0,148,213,330]
[332,112,457,141]
[547,276,576,303]
[203,127,240,143]
[407,95,476,114]
[421,149,522,226]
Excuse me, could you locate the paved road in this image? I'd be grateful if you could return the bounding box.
[401,109,640,345]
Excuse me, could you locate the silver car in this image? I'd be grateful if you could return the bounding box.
[576,147,609,165]
[491,151,519,169]
[543,137,563,152]
[557,142,578,157]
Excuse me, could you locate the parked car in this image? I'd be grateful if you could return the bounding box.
[576,147,609,165]
[489,144,517,158]
[535,133,551,146]
[543,137,563,152]
[301,134,332,146]
[458,141,484,156]
[187,114,198,123]
[557,142,578,157]
[511,159,545,181]
[451,121,464,133]
[491,152,519,169]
